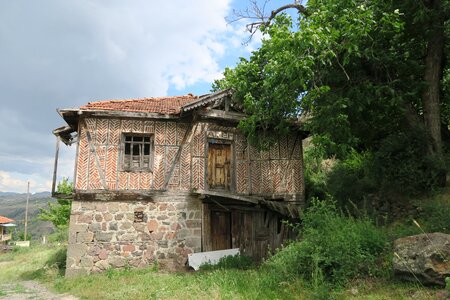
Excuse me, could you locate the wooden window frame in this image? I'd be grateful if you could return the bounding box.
[120,133,154,172]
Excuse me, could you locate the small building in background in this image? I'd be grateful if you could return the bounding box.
[53,89,306,276]
[0,215,16,244]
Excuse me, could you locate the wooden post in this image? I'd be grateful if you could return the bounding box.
[51,136,60,195]
[24,181,30,241]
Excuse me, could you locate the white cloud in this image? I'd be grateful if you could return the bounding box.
[0,171,51,193]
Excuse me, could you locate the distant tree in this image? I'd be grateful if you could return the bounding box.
[39,178,73,229]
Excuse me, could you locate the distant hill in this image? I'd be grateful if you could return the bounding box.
[0,191,56,239]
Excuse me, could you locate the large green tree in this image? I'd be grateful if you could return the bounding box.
[216,0,449,190]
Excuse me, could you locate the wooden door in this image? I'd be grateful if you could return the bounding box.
[211,210,231,250]
[208,143,231,190]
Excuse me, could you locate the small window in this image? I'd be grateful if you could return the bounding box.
[121,133,153,171]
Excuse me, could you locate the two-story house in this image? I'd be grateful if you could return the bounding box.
[53,89,305,276]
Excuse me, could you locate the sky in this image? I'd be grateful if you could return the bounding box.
[0,0,294,193]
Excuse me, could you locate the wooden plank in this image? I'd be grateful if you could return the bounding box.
[51,136,60,195]
[196,190,260,204]
[211,210,231,250]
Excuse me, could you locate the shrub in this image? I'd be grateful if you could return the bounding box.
[327,150,376,207]
[264,199,388,286]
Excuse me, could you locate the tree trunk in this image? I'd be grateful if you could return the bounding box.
[422,0,444,158]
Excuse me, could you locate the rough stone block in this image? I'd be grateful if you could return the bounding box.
[80,257,94,268]
[78,214,93,224]
[108,202,119,213]
[118,233,136,241]
[119,221,133,230]
[176,228,190,239]
[104,212,113,221]
[185,237,201,248]
[67,244,88,259]
[147,220,159,232]
[109,256,126,268]
[65,267,89,278]
[98,249,109,260]
[95,260,110,270]
[95,232,114,242]
[77,232,94,243]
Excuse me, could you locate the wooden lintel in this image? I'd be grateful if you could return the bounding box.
[197,109,245,122]
[194,190,260,204]
[74,191,158,202]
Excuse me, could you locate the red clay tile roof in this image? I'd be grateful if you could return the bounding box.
[0,216,14,224]
[80,94,199,115]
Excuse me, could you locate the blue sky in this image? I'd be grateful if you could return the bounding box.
[0,0,296,193]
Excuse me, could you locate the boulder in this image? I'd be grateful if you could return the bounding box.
[393,232,450,286]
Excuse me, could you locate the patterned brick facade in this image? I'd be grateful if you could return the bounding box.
[74,117,304,197]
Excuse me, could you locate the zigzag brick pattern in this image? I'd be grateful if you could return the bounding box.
[155,122,166,145]
[180,146,191,190]
[279,136,289,159]
[293,160,303,193]
[271,160,282,193]
[166,146,179,186]
[166,122,177,145]
[131,120,142,133]
[96,119,108,145]
[85,118,97,142]
[270,143,279,159]
[88,150,102,190]
[154,145,165,190]
[122,120,132,132]
[176,123,187,145]
[76,128,88,190]
[118,172,129,190]
[250,161,261,194]
[143,121,154,134]
[236,161,248,194]
[108,120,121,145]
[129,172,139,190]
[192,157,201,190]
[140,172,151,190]
[235,134,246,160]
[260,161,271,194]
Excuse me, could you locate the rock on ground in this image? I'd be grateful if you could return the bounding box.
[393,232,450,286]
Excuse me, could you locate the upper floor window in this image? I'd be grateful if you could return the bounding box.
[121,134,153,171]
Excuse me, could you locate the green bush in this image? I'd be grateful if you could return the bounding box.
[264,199,388,286]
[327,150,376,207]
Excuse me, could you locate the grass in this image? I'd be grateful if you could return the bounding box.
[0,243,444,300]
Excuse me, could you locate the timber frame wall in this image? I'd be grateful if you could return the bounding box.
[74,116,305,199]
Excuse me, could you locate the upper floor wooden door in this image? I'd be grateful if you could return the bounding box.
[208,143,231,190]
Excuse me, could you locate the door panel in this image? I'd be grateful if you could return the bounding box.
[211,210,231,250]
[208,143,231,190]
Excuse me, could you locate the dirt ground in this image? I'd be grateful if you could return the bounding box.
[0,281,78,300]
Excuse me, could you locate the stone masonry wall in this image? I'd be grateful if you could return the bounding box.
[66,191,202,277]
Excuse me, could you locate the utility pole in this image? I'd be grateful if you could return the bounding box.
[24,181,30,241]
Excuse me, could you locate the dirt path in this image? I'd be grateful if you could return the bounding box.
[0,281,78,300]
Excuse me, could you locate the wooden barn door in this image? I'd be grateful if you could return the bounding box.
[211,210,231,250]
[208,143,231,190]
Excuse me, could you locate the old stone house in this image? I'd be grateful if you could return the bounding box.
[53,89,305,276]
